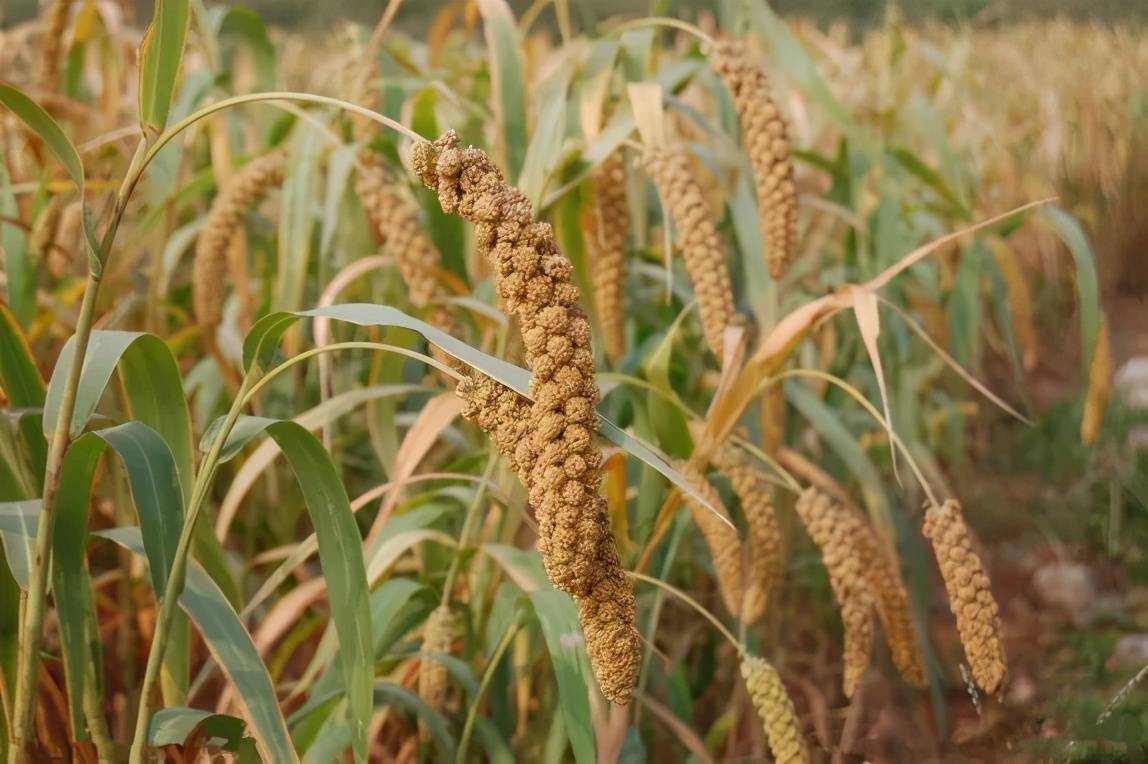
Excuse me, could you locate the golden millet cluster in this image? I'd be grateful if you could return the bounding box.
[794,489,873,697]
[37,0,72,93]
[713,443,781,623]
[638,144,739,359]
[357,157,456,335]
[411,131,639,704]
[922,500,1006,694]
[710,39,798,280]
[741,656,808,764]
[853,524,927,687]
[418,605,458,738]
[679,461,745,619]
[192,151,286,329]
[586,151,630,361]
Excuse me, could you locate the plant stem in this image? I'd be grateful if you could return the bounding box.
[127,373,254,764]
[8,273,100,764]
[456,618,523,764]
[441,455,499,607]
[8,137,146,764]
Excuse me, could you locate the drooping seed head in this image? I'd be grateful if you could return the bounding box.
[710,38,798,280]
[741,655,808,764]
[794,488,874,697]
[922,500,1006,695]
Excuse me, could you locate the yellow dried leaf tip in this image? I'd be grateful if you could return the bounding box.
[412,131,639,704]
[711,38,798,280]
[922,500,1006,695]
[794,489,873,697]
[741,656,808,764]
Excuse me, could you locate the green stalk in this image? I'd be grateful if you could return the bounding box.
[8,138,146,764]
[127,373,254,763]
[455,617,523,764]
[441,455,499,607]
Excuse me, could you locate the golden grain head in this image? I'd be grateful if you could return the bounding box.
[922,500,1006,695]
[192,151,287,329]
[638,144,739,360]
[741,656,808,764]
[414,130,639,703]
[418,605,459,738]
[587,150,630,361]
[678,460,746,619]
[713,443,782,623]
[852,521,927,687]
[710,38,798,280]
[794,488,874,697]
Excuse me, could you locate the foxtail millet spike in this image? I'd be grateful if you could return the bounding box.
[710,38,798,280]
[922,500,1006,694]
[713,443,782,623]
[638,144,739,359]
[587,151,630,361]
[411,130,639,704]
[794,488,874,697]
[741,656,808,764]
[192,151,286,329]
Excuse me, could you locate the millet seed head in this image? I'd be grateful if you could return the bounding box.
[794,488,874,697]
[922,500,1006,695]
[710,38,799,280]
[741,656,808,764]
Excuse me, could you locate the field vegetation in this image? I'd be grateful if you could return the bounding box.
[0,0,1145,761]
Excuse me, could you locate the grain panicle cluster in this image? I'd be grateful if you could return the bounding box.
[193,151,286,329]
[638,144,739,359]
[38,0,73,94]
[411,131,639,704]
[356,156,456,336]
[711,38,798,280]
[713,443,782,623]
[586,151,630,361]
[922,500,1006,695]
[679,461,745,619]
[741,656,808,764]
[794,488,873,697]
[418,605,458,738]
[852,524,927,687]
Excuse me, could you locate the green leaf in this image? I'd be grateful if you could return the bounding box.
[286,305,717,510]
[0,303,47,479]
[0,163,34,326]
[483,544,594,764]
[888,147,971,220]
[138,0,191,136]
[0,84,84,189]
[1043,207,1102,378]
[149,707,246,751]
[52,436,104,739]
[476,0,528,179]
[275,125,322,318]
[98,527,297,763]
[0,500,39,589]
[218,6,276,90]
[198,416,373,762]
[96,423,184,595]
